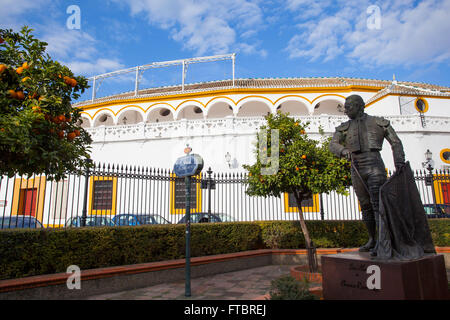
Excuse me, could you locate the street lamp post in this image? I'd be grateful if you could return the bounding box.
[423,149,436,206]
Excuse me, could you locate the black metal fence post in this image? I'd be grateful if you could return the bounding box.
[81,158,92,227]
[207,167,212,216]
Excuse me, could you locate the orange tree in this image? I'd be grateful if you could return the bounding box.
[243,112,351,272]
[0,27,92,180]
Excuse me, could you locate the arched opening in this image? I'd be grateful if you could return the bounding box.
[177,105,204,120]
[313,99,345,115]
[77,116,91,128]
[237,100,271,117]
[93,111,115,127]
[147,107,175,123]
[207,102,234,119]
[117,109,144,125]
[275,100,309,116]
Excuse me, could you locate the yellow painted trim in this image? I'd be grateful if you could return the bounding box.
[440,148,450,164]
[311,93,347,104]
[205,96,237,108]
[44,224,64,228]
[170,174,202,215]
[92,108,117,119]
[88,176,118,215]
[11,176,46,223]
[433,174,450,205]
[80,111,94,120]
[414,97,429,113]
[176,99,206,111]
[273,95,312,105]
[77,86,385,111]
[116,104,146,115]
[236,95,274,106]
[144,102,176,113]
[283,193,320,213]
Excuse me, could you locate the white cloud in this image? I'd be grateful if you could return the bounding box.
[285,0,450,67]
[118,0,265,56]
[40,25,124,76]
[65,58,125,75]
[0,0,50,29]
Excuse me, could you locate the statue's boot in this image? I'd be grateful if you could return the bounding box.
[359,220,376,252]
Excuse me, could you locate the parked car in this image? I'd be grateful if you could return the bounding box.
[423,204,450,218]
[66,216,115,227]
[0,215,43,229]
[113,214,171,226]
[177,212,234,224]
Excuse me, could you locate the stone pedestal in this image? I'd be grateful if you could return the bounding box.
[321,252,448,300]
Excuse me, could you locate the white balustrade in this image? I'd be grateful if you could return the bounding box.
[85,115,450,143]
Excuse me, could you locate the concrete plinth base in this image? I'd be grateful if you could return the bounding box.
[321,252,448,300]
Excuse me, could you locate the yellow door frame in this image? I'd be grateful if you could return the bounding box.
[11,176,46,223]
[170,174,202,214]
[88,176,118,216]
[283,193,320,213]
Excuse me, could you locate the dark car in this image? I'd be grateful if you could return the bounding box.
[113,214,171,226]
[0,215,43,229]
[423,204,450,218]
[177,212,234,224]
[66,216,115,227]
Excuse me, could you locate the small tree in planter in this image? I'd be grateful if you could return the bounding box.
[243,112,351,272]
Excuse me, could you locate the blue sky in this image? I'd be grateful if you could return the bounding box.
[2,0,450,101]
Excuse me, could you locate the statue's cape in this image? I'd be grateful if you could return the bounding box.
[376,162,436,260]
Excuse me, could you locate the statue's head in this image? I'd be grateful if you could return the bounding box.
[344,95,365,119]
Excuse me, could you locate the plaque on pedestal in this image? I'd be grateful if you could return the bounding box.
[321,252,448,300]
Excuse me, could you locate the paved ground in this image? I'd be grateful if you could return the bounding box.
[85,265,295,300]
[84,265,450,300]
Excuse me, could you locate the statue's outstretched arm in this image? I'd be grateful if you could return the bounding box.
[385,125,405,168]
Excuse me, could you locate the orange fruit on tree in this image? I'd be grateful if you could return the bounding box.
[15,91,25,100]
[296,166,299,171]
[21,76,31,82]
[16,66,24,74]
[74,129,81,137]
[8,90,17,99]
[32,106,41,113]
[58,114,66,122]
[301,155,307,159]
[63,76,72,86]
[67,132,76,141]
[22,62,30,69]
[69,78,77,87]
[0,64,6,74]
[57,130,65,139]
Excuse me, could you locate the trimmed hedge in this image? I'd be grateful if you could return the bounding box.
[0,219,448,280]
[0,222,261,280]
[258,219,450,248]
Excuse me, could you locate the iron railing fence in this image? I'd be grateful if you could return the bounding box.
[0,163,449,229]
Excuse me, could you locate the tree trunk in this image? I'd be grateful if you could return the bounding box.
[292,190,318,273]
